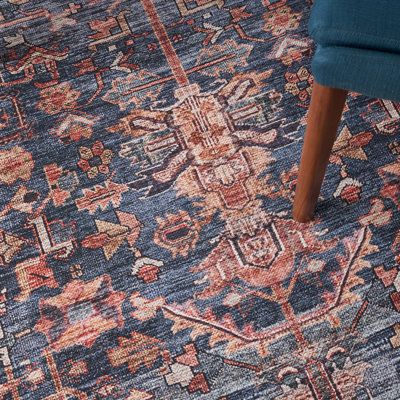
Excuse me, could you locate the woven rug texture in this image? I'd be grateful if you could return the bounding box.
[0,0,399,398]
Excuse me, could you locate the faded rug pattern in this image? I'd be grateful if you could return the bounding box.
[0,0,399,399]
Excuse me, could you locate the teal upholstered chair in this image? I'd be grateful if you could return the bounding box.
[293,0,400,222]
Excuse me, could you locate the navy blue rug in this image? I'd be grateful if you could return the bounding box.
[0,0,399,398]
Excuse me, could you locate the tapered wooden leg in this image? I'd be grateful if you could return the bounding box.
[293,82,348,223]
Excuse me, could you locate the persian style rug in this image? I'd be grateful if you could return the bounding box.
[0,0,399,398]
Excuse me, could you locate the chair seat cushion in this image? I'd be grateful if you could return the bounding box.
[310,0,400,53]
[309,0,400,100]
[312,46,400,102]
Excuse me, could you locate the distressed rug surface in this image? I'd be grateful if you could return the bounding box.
[0,0,399,399]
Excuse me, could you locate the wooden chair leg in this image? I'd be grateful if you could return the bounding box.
[293,82,348,223]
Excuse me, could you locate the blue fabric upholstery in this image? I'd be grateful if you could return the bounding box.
[309,0,400,101]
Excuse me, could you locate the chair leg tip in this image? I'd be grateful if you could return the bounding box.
[292,209,314,223]
[293,215,314,223]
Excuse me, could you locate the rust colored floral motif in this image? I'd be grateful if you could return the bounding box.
[161,225,372,350]
[135,259,162,283]
[154,211,204,257]
[285,66,314,102]
[192,216,341,295]
[37,82,80,115]
[64,123,92,142]
[263,5,301,36]
[108,74,284,211]
[53,114,96,142]
[195,151,252,209]
[78,141,113,178]
[334,177,363,204]
[0,146,34,184]
[35,275,125,351]
[172,84,238,164]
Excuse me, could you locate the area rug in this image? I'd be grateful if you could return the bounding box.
[0,0,399,398]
